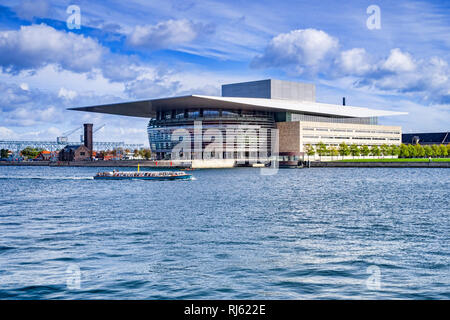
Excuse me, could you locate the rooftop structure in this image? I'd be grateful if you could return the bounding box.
[70,94,405,119]
[222,79,316,101]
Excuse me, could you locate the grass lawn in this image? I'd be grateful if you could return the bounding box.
[339,158,450,162]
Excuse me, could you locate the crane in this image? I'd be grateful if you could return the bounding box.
[56,126,82,144]
[80,124,106,143]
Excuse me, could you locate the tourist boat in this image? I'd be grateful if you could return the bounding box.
[94,170,192,180]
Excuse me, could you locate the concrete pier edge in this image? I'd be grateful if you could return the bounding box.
[0,160,449,168]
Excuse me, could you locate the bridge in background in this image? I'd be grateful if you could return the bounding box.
[0,140,144,152]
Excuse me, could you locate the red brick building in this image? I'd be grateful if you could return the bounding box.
[58,145,91,161]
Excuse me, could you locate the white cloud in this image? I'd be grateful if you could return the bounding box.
[58,87,78,100]
[125,78,181,99]
[337,48,373,76]
[251,28,339,73]
[0,24,104,73]
[353,50,450,103]
[101,59,143,82]
[381,48,416,73]
[128,19,214,50]
[20,82,29,91]
[3,105,63,127]
[253,28,450,103]
[0,65,126,98]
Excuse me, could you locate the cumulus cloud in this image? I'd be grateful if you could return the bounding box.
[0,81,54,111]
[0,81,111,128]
[2,105,64,127]
[0,24,146,83]
[336,48,374,76]
[251,29,339,73]
[125,78,181,99]
[58,87,78,100]
[127,19,214,50]
[20,82,29,91]
[0,24,104,73]
[253,28,449,104]
[381,48,416,73]
[101,56,143,82]
[354,51,450,103]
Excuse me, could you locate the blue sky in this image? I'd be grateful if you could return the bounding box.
[0,0,449,144]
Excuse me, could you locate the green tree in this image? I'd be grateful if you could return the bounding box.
[139,148,148,158]
[338,142,350,157]
[447,144,450,157]
[370,145,381,157]
[328,146,339,160]
[380,144,390,157]
[408,144,417,158]
[424,145,434,158]
[20,147,43,159]
[390,145,400,157]
[0,149,9,158]
[415,144,425,158]
[439,144,448,157]
[360,145,370,157]
[316,142,328,159]
[142,149,152,160]
[399,144,409,158]
[350,144,360,158]
[432,144,441,157]
[305,144,315,160]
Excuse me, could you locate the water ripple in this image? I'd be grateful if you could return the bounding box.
[0,166,448,299]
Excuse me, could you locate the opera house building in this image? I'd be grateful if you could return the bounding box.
[71,79,406,165]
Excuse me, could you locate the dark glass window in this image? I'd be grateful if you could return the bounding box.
[203,109,220,117]
[187,109,199,118]
[175,110,184,119]
[222,109,238,117]
[163,111,172,119]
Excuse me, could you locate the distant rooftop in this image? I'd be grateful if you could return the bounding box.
[402,132,449,144]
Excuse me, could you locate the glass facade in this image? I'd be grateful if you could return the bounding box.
[148,108,277,160]
[148,108,383,160]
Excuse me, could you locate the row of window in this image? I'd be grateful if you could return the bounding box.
[155,109,274,120]
[291,113,378,125]
[303,135,400,141]
[302,127,400,135]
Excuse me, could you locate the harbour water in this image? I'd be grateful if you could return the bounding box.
[0,166,448,299]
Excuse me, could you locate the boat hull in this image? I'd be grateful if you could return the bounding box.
[94,175,191,180]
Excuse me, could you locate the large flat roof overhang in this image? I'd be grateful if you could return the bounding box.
[69,95,408,118]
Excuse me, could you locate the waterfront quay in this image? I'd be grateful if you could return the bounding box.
[310,161,450,168]
[1,159,449,168]
[0,160,187,168]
